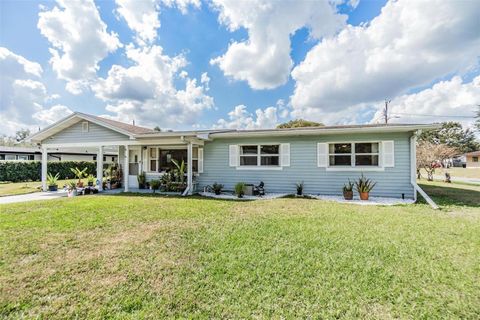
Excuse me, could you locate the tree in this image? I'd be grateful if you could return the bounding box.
[417,142,458,181]
[277,119,324,129]
[417,121,479,153]
[153,126,161,132]
[15,129,31,142]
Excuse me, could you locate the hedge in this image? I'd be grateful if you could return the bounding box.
[0,161,98,182]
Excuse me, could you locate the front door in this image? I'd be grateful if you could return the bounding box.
[128,149,140,188]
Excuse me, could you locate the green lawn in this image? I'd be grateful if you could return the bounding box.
[419,167,480,180]
[0,180,70,197]
[1,188,479,318]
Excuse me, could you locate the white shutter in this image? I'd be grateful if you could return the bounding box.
[317,143,328,167]
[198,148,204,173]
[382,140,395,167]
[280,143,290,167]
[229,145,239,167]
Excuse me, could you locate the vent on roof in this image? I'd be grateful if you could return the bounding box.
[82,121,89,133]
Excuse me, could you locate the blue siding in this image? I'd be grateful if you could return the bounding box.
[43,121,129,144]
[197,132,414,199]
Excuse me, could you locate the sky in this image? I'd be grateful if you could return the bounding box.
[0,0,479,135]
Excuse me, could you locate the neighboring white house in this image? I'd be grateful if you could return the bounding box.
[0,146,117,163]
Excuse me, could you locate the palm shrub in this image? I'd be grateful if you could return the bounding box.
[212,182,224,195]
[137,172,146,189]
[235,182,245,198]
[150,179,161,193]
[171,159,186,184]
[354,174,376,200]
[296,181,304,196]
[70,167,88,187]
[342,180,354,200]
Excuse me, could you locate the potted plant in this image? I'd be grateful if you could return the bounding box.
[67,180,77,197]
[235,182,245,198]
[87,174,95,187]
[343,180,354,200]
[296,181,304,196]
[150,179,161,193]
[354,174,376,200]
[212,182,224,195]
[47,172,60,192]
[137,172,146,189]
[70,167,88,188]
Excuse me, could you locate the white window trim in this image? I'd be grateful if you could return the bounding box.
[236,144,282,170]
[146,146,199,173]
[326,141,384,172]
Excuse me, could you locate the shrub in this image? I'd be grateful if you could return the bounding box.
[0,161,97,182]
[296,181,304,196]
[47,173,59,187]
[235,182,245,198]
[150,179,161,193]
[212,182,224,195]
[354,174,376,193]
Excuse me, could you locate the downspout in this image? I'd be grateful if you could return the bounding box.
[410,135,439,209]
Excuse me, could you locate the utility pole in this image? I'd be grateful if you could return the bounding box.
[383,99,391,124]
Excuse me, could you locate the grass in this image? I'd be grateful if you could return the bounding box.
[419,167,480,179]
[0,180,71,197]
[1,183,479,319]
[418,180,480,207]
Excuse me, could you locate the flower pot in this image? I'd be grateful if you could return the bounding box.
[68,190,77,197]
[359,192,369,200]
[237,194,244,198]
[88,182,94,187]
[214,190,221,195]
[48,185,58,192]
[77,182,84,188]
[343,190,353,200]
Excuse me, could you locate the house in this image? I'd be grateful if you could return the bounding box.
[465,151,480,168]
[0,145,118,163]
[28,112,438,200]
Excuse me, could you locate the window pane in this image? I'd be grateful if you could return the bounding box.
[329,155,351,166]
[261,156,279,166]
[355,143,379,153]
[355,155,379,166]
[241,145,258,155]
[330,143,351,154]
[260,145,279,154]
[150,160,157,171]
[150,148,156,158]
[240,156,257,166]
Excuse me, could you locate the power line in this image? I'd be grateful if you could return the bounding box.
[390,112,474,119]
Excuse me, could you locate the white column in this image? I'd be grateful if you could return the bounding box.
[187,142,193,195]
[96,146,103,191]
[41,147,48,191]
[124,145,129,192]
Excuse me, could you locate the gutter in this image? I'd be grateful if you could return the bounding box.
[410,135,439,209]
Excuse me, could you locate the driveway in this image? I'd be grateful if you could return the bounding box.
[0,191,67,205]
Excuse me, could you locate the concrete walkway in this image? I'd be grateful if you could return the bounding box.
[0,191,67,205]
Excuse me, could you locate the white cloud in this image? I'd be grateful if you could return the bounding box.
[291,0,480,117]
[116,0,160,45]
[38,0,121,94]
[115,0,200,45]
[371,76,480,128]
[32,104,73,125]
[93,44,213,128]
[210,0,347,89]
[213,104,280,129]
[0,47,72,135]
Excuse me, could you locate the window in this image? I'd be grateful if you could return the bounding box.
[473,156,479,162]
[0,155,5,160]
[82,121,89,132]
[149,147,157,172]
[239,145,279,167]
[329,142,379,167]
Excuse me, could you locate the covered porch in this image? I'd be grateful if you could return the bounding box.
[40,137,205,195]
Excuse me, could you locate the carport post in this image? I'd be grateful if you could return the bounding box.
[41,147,48,191]
[97,146,103,191]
